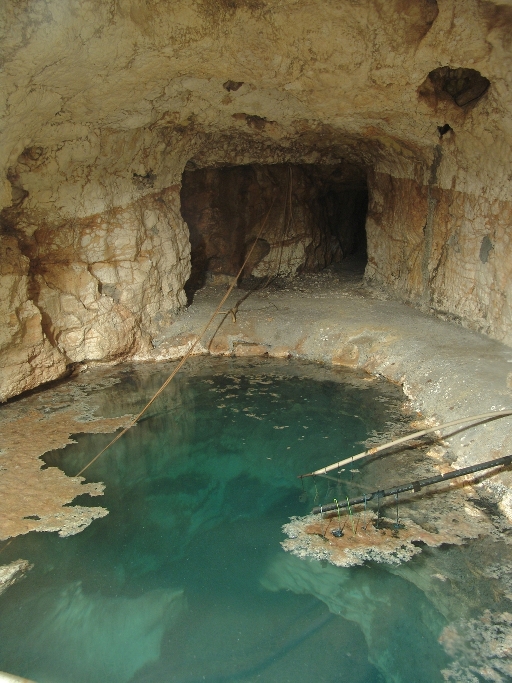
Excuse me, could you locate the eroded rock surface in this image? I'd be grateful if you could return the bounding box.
[0,187,190,401]
[0,235,67,399]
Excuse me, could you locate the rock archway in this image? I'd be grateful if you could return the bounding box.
[180,162,368,295]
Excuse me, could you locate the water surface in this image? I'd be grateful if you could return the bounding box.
[1,358,510,682]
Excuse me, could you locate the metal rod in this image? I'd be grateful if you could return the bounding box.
[310,453,512,515]
[299,410,512,479]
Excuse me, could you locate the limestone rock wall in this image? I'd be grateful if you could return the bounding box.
[0,234,67,399]
[28,187,190,363]
[1,0,512,399]
[0,186,190,401]
[366,167,512,345]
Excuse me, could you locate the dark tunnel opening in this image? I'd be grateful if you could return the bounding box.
[180,163,368,300]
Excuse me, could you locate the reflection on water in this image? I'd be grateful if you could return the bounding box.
[0,358,510,682]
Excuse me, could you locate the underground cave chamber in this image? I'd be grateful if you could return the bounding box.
[3,1,512,682]
[180,162,368,294]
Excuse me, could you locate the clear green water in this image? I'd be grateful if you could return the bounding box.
[0,358,510,683]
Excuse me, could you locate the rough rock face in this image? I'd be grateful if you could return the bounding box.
[1,0,512,399]
[366,166,512,341]
[26,187,190,364]
[0,234,67,397]
[0,186,190,400]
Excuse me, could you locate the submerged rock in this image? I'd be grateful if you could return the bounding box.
[261,552,449,683]
[0,560,32,597]
[440,610,512,682]
[0,582,187,683]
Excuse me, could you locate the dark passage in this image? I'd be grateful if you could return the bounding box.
[180,163,368,297]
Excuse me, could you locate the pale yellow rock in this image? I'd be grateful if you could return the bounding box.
[0,236,67,401]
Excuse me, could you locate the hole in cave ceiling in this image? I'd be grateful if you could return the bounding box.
[437,123,453,137]
[420,66,490,108]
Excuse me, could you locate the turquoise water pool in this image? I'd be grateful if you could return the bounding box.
[0,358,510,682]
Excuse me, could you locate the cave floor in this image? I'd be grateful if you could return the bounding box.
[153,259,512,491]
[1,259,512,547]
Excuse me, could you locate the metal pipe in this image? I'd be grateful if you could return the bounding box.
[311,453,512,515]
[299,410,512,479]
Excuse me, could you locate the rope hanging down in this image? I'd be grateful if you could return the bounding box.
[298,410,512,479]
[76,200,276,478]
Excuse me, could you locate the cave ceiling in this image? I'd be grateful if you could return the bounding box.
[1,0,511,217]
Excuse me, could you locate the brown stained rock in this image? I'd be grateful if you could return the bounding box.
[282,491,495,568]
[365,173,512,347]
[332,344,360,367]
[0,404,134,540]
[208,337,232,355]
[233,342,268,357]
[0,235,67,402]
[0,186,191,402]
[30,188,190,362]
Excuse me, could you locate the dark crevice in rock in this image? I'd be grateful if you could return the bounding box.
[223,80,244,91]
[420,67,490,108]
[132,170,156,189]
[437,123,453,137]
[422,145,442,302]
[479,235,494,264]
[6,167,29,207]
